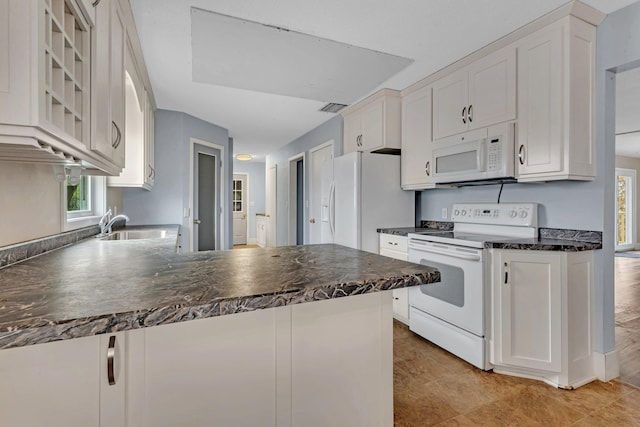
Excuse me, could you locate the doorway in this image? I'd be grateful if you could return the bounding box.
[233,173,248,245]
[190,139,225,252]
[308,141,334,244]
[288,153,305,245]
[613,65,640,387]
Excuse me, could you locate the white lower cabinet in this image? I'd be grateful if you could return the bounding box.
[0,332,129,427]
[0,293,394,426]
[379,233,410,325]
[490,249,595,388]
[138,309,278,427]
[256,214,267,247]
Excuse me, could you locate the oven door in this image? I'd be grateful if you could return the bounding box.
[408,239,484,336]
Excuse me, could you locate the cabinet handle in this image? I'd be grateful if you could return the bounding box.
[107,335,117,386]
[194,219,202,224]
[462,106,467,124]
[310,218,316,224]
[504,262,509,284]
[148,165,153,178]
[112,122,122,149]
[92,0,101,6]
[425,161,430,176]
[468,105,473,123]
[518,145,526,165]
[151,167,155,179]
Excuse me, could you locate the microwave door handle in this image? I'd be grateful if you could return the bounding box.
[409,245,482,262]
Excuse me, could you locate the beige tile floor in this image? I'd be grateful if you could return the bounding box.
[392,321,640,426]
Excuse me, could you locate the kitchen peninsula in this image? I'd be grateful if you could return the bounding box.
[0,226,439,427]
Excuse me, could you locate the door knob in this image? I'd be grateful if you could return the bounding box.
[194,219,201,224]
[310,218,316,224]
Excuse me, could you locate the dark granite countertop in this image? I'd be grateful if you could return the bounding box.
[379,226,601,252]
[0,226,439,349]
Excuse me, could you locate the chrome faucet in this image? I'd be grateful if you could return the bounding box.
[98,209,130,236]
[98,209,112,235]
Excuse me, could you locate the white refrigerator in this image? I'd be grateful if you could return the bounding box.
[320,151,415,253]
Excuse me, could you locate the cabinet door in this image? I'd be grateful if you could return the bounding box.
[432,68,468,140]
[0,0,32,126]
[468,48,516,130]
[343,111,361,154]
[142,310,277,426]
[401,86,433,189]
[145,89,155,187]
[291,292,393,427]
[91,0,114,160]
[360,97,384,152]
[110,0,126,168]
[494,250,562,372]
[0,337,101,427]
[516,25,563,176]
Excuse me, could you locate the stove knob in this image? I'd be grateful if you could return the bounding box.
[520,211,528,218]
[454,209,460,216]
[509,210,518,218]
[461,210,467,216]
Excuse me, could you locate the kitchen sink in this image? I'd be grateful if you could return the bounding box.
[101,230,168,240]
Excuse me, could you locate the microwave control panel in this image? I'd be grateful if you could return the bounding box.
[487,137,502,171]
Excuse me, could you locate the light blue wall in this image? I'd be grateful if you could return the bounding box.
[418,181,601,230]
[233,160,266,241]
[596,2,640,357]
[265,116,343,246]
[123,109,233,251]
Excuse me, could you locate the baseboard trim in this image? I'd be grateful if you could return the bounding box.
[593,350,620,382]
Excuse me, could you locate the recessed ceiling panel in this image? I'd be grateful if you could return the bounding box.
[191,7,413,105]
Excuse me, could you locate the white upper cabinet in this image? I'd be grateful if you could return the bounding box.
[108,39,155,190]
[0,0,153,176]
[91,0,125,168]
[516,16,596,182]
[342,89,401,154]
[432,48,516,141]
[0,0,94,163]
[401,85,434,190]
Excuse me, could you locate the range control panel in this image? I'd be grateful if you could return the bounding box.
[450,203,538,227]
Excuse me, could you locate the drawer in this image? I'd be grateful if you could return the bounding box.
[379,234,408,253]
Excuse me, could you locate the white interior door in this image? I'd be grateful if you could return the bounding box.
[266,165,277,247]
[616,168,636,251]
[309,142,333,244]
[233,174,248,245]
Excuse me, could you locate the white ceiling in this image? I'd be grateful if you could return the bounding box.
[130,0,638,161]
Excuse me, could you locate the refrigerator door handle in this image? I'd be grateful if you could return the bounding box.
[329,181,335,239]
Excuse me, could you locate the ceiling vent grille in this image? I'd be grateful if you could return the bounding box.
[319,103,348,113]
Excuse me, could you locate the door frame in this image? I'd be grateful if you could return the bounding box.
[288,152,305,245]
[189,138,226,252]
[615,167,637,251]
[233,172,250,245]
[308,140,334,244]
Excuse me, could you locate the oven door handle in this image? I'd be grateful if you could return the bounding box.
[409,245,482,261]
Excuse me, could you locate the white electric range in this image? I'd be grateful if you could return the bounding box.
[407,203,538,370]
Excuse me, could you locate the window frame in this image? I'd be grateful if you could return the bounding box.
[63,175,107,231]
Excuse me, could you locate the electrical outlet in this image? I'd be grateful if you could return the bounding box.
[442,208,448,219]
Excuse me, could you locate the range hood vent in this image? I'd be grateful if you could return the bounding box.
[319,103,348,113]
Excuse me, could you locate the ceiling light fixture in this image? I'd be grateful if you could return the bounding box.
[236,154,253,161]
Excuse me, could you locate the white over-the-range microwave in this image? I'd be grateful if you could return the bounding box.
[431,122,515,185]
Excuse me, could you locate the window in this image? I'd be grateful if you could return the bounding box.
[67,176,91,216]
[233,179,243,212]
[63,174,106,230]
[616,168,636,251]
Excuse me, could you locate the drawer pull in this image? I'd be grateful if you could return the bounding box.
[107,336,117,386]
